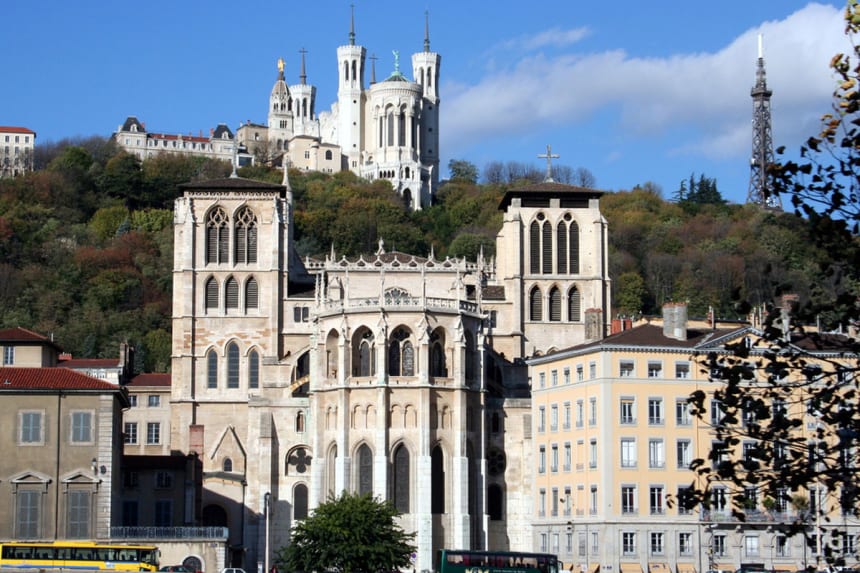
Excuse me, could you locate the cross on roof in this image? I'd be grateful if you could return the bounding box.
[537,144,559,182]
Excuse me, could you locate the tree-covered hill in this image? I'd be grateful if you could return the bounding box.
[0,141,846,371]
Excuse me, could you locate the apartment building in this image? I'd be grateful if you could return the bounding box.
[0,126,36,178]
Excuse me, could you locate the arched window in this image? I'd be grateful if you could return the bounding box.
[569,221,580,274]
[530,286,543,321]
[225,277,239,309]
[488,484,503,520]
[294,484,308,520]
[393,444,410,513]
[357,444,373,496]
[205,207,229,264]
[248,350,259,389]
[387,111,395,146]
[549,287,562,322]
[207,349,217,388]
[429,331,446,377]
[205,277,218,310]
[556,220,568,274]
[325,150,333,160]
[542,219,553,274]
[234,207,257,264]
[287,447,311,475]
[388,328,414,376]
[245,277,258,310]
[529,221,541,274]
[464,331,476,381]
[296,411,305,433]
[227,343,239,388]
[398,111,406,146]
[357,330,374,376]
[431,445,444,514]
[568,287,582,322]
[223,458,233,472]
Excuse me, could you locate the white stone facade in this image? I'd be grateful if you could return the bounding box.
[0,126,36,178]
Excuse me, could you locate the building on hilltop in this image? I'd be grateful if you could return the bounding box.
[0,126,36,178]
[167,166,611,571]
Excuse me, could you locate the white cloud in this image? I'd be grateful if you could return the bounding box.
[443,3,845,161]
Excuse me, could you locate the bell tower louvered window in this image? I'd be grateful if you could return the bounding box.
[569,220,580,274]
[227,342,239,388]
[207,350,218,388]
[529,221,541,274]
[568,287,582,322]
[530,286,543,321]
[205,278,218,310]
[549,287,562,321]
[542,219,552,274]
[225,277,239,309]
[557,220,568,274]
[245,277,258,310]
[235,207,257,264]
[205,207,229,264]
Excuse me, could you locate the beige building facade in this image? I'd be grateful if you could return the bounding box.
[0,126,36,178]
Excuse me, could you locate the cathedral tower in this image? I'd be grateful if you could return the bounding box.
[291,49,319,138]
[412,11,441,203]
[336,6,366,172]
[268,58,295,155]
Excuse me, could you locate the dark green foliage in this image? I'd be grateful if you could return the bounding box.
[276,492,415,573]
[447,159,479,184]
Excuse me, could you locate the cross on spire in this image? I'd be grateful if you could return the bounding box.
[537,144,559,182]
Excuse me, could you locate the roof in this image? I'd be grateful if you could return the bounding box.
[0,367,125,391]
[0,126,36,135]
[127,373,171,388]
[179,177,286,191]
[120,116,145,133]
[498,180,604,210]
[0,326,52,342]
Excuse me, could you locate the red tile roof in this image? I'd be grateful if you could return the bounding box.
[0,326,51,342]
[0,126,36,134]
[127,373,171,387]
[0,367,122,391]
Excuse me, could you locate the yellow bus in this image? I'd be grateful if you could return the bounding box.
[0,541,159,571]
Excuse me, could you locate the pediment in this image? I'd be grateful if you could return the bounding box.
[10,470,52,484]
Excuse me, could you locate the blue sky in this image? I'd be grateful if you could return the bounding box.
[4,1,846,204]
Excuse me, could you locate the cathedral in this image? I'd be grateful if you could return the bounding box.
[238,9,441,211]
[168,167,611,571]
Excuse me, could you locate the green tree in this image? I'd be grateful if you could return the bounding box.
[447,159,479,184]
[277,492,415,573]
[614,271,647,316]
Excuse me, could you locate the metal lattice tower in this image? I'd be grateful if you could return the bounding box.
[747,34,782,209]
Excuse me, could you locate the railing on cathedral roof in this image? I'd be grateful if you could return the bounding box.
[321,295,478,314]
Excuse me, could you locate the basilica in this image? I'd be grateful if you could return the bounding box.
[169,169,611,571]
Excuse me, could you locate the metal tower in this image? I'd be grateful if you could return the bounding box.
[747,34,782,209]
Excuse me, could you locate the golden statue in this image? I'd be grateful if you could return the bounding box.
[277,57,285,73]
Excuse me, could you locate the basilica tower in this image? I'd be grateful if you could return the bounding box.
[336,6,366,172]
[268,58,295,154]
[412,11,441,204]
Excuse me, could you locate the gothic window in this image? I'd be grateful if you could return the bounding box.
[529,221,541,274]
[227,343,239,388]
[287,447,312,475]
[398,111,406,146]
[388,328,414,376]
[431,445,445,514]
[245,277,258,310]
[488,484,503,521]
[569,287,582,322]
[557,220,568,274]
[248,350,259,389]
[429,331,447,377]
[569,220,580,274]
[205,278,218,310]
[234,207,257,264]
[223,458,233,472]
[225,277,239,309]
[205,207,229,264]
[296,411,305,433]
[207,349,217,388]
[393,444,410,513]
[387,111,395,146]
[549,287,562,322]
[530,286,543,321]
[464,331,476,381]
[488,448,507,475]
[357,444,373,496]
[542,219,552,274]
[357,330,374,376]
[294,483,308,520]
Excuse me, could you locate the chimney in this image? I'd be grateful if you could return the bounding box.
[585,308,604,340]
[662,302,688,341]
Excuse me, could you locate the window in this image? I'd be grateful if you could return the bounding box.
[154,500,172,527]
[775,535,789,557]
[551,370,558,386]
[576,365,584,381]
[147,422,161,445]
[744,535,760,557]
[679,532,692,555]
[3,346,13,365]
[148,395,160,407]
[619,360,634,377]
[249,350,260,389]
[622,531,636,555]
[551,445,559,472]
[245,277,259,310]
[538,407,546,432]
[647,362,662,378]
[576,400,584,427]
[234,207,257,264]
[713,534,726,556]
[549,288,562,321]
[589,439,597,468]
[124,422,138,444]
[589,362,596,378]
[156,471,173,489]
[677,439,691,469]
[620,398,635,424]
[294,306,310,322]
[207,349,218,388]
[539,446,546,473]
[676,399,691,425]
[538,372,545,389]
[225,277,239,309]
[711,399,724,426]
[67,490,90,538]
[590,485,598,514]
[550,405,558,431]
[568,287,581,321]
[649,439,665,468]
[578,532,586,556]
[227,342,240,388]
[650,486,665,514]
[648,398,664,425]
[205,277,219,310]
[621,486,636,515]
[564,368,571,384]
[71,412,93,443]
[621,438,637,467]
[564,443,572,471]
[551,487,559,516]
[529,286,542,321]
[128,395,138,407]
[650,531,664,555]
[205,207,229,264]
[563,402,571,429]
[675,362,690,378]
[20,411,43,444]
[711,488,727,513]
[539,488,546,517]
[589,398,597,426]
[16,490,40,538]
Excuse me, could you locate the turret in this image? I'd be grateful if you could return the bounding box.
[268,58,295,154]
[337,5,366,171]
[291,49,318,138]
